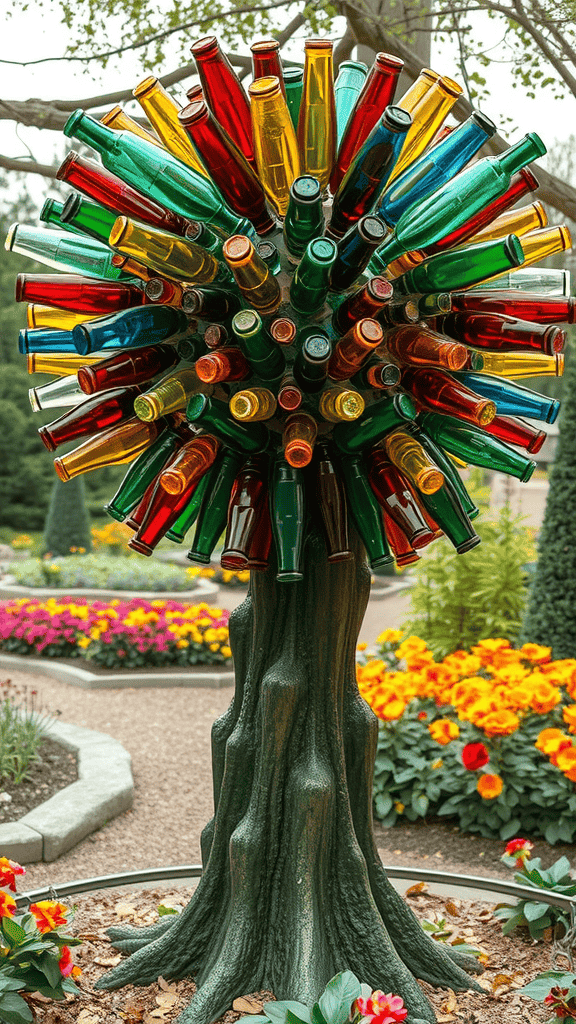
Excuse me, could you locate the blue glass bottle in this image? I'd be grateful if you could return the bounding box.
[450,370,560,423]
[329,215,387,292]
[72,305,188,355]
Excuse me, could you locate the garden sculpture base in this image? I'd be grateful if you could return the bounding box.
[97,523,482,1024]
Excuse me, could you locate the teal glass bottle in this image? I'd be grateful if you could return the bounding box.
[290,237,337,313]
[19,327,77,354]
[105,426,184,521]
[450,370,560,423]
[284,67,304,129]
[270,455,305,582]
[63,110,251,238]
[371,132,546,267]
[333,393,416,454]
[391,235,525,296]
[406,422,479,520]
[338,453,394,569]
[186,393,270,452]
[40,198,84,236]
[187,449,244,563]
[334,61,368,146]
[165,467,214,543]
[6,223,131,281]
[283,176,325,259]
[61,194,118,246]
[231,309,285,382]
[417,409,536,481]
[72,306,188,355]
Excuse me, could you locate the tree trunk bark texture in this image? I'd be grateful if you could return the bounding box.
[98,521,482,1024]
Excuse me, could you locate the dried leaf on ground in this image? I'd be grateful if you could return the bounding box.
[232,998,264,1014]
[405,881,428,896]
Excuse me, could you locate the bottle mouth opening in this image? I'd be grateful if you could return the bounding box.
[304,38,333,50]
[528,431,546,455]
[109,216,129,248]
[100,105,123,126]
[519,166,539,192]
[439,76,463,98]
[357,318,383,343]
[133,396,158,421]
[190,36,219,57]
[56,151,78,181]
[133,75,157,97]
[61,192,81,222]
[292,175,321,202]
[285,440,313,467]
[375,52,404,71]
[368,277,394,301]
[63,109,85,139]
[271,319,296,345]
[248,75,281,97]
[4,223,18,252]
[278,389,302,410]
[53,458,70,482]
[178,100,207,125]
[250,40,279,52]
[77,367,96,394]
[223,235,252,264]
[14,275,24,302]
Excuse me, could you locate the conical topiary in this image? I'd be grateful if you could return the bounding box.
[43,475,92,557]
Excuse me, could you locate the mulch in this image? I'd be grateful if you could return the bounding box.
[0,737,78,823]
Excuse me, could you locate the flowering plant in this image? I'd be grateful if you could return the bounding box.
[359,633,576,842]
[239,972,407,1024]
[494,841,576,941]
[0,597,231,669]
[520,972,576,1022]
[0,858,81,1023]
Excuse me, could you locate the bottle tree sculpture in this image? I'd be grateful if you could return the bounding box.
[7,34,572,1024]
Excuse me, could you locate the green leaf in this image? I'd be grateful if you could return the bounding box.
[499,818,522,840]
[263,1002,312,1024]
[1,918,27,947]
[548,856,572,883]
[286,1011,311,1024]
[318,972,362,1024]
[157,905,179,916]
[311,1003,327,1024]
[36,950,63,990]
[523,901,551,922]
[520,972,576,999]
[0,992,34,1024]
[501,912,526,935]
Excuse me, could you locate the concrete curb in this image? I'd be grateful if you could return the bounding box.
[0,654,235,689]
[0,577,219,602]
[0,720,133,864]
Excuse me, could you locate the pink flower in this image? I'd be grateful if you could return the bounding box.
[353,991,408,1024]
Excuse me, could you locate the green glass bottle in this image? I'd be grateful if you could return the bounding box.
[415,475,480,553]
[283,176,325,259]
[289,237,337,314]
[418,409,536,482]
[271,455,305,582]
[293,328,332,393]
[186,393,269,453]
[338,453,394,569]
[392,235,525,296]
[40,198,85,236]
[61,194,118,246]
[63,110,251,238]
[6,223,132,281]
[370,132,546,268]
[334,60,368,146]
[165,467,214,543]
[105,426,184,521]
[406,422,479,520]
[231,309,286,382]
[284,67,304,130]
[333,393,417,453]
[187,449,244,563]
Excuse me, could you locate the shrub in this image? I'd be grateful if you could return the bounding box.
[359,631,576,843]
[0,679,54,784]
[403,503,534,660]
[43,477,92,558]
[11,554,203,593]
[0,597,231,669]
[494,839,576,940]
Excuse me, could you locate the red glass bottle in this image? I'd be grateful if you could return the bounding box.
[124,475,159,531]
[402,366,496,427]
[15,274,147,315]
[278,372,303,412]
[251,40,286,96]
[38,386,142,452]
[330,52,404,194]
[56,152,190,237]
[247,493,273,570]
[315,441,351,561]
[382,511,420,565]
[77,345,180,395]
[383,324,469,370]
[190,36,256,168]
[195,348,252,383]
[221,455,268,569]
[367,449,436,548]
[440,311,565,357]
[481,412,546,453]
[178,100,274,235]
[332,276,393,334]
[450,290,576,325]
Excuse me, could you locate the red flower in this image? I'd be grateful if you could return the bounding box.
[417,711,427,721]
[544,987,576,1018]
[30,901,68,933]
[0,857,25,893]
[503,837,534,867]
[353,991,408,1024]
[461,742,489,771]
[58,945,81,978]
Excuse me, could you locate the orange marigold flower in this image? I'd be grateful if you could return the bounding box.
[30,900,68,933]
[479,710,520,737]
[536,728,572,755]
[563,706,576,735]
[374,698,407,721]
[0,857,25,893]
[428,719,460,745]
[477,773,504,799]
[529,678,562,714]
[519,643,552,665]
[0,892,16,918]
[554,746,576,782]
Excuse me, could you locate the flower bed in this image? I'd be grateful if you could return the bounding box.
[357,632,576,844]
[10,554,204,593]
[0,598,231,669]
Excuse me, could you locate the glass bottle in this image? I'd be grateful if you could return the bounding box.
[256,240,282,274]
[383,512,420,565]
[293,330,332,393]
[416,292,452,317]
[383,324,468,370]
[414,476,480,553]
[334,61,368,146]
[230,308,285,381]
[29,375,86,412]
[230,387,277,422]
[203,324,229,350]
[451,289,575,325]
[100,104,161,146]
[27,305,100,331]
[39,385,142,452]
[16,273,146,315]
[190,36,256,169]
[329,215,387,291]
[466,201,546,245]
[54,416,160,481]
[56,151,190,237]
[195,348,251,384]
[332,276,393,334]
[72,305,187,356]
[338,453,394,568]
[19,327,77,355]
[482,413,546,454]
[221,455,269,569]
[105,426,184,520]
[278,371,303,411]
[392,235,525,296]
[270,318,297,346]
[350,357,400,390]
[319,384,365,422]
[441,310,565,356]
[63,109,251,237]
[473,350,564,379]
[178,99,275,235]
[181,446,241,561]
[109,216,223,286]
[77,344,179,394]
[284,66,304,129]
[283,175,325,259]
[184,220,224,259]
[297,39,336,191]
[408,422,479,520]
[5,223,131,281]
[383,428,444,494]
[270,456,305,581]
[332,392,416,453]
[160,436,221,495]
[468,267,570,295]
[330,52,404,194]
[223,235,281,314]
[418,410,536,482]
[27,352,116,375]
[39,197,84,236]
[283,411,318,467]
[186,393,270,452]
[329,106,411,238]
[247,491,273,570]
[488,225,572,282]
[314,441,352,561]
[328,318,383,381]
[377,298,420,326]
[165,467,213,543]
[134,367,205,420]
[388,75,463,183]
[290,237,337,313]
[60,194,118,246]
[366,450,436,548]
[181,286,241,321]
[402,366,496,426]
[251,40,286,94]
[249,76,301,218]
[133,75,209,178]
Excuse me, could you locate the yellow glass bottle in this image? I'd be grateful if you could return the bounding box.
[384,429,445,494]
[474,225,572,288]
[133,76,210,180]
[297,39,336,191]
[111,252,157,284]
[474,350,564,378]
[54,416,160,480]
[395,68,442,114]
[229,387,277,422]
[222,234,282,313]
[134,368,206,421]
[319,385,365,423]
[249,76,300,217]
[467,201,547,246]
[109,217,220,285]
[27,304,101,330]
[101,106,161,147]
[27,352,123,375]
[388,75,463,182]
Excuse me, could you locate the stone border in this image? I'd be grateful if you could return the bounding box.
[0,576,219,602]
[0,653,235,689]
[0,720,133,864]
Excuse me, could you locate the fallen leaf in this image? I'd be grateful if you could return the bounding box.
[233,998,264,1014]
[28,992,52,1004]
[436,1016,456,1023]
[158,978,178,993]
[440,989,458,1013]
[78,933,105,942]
[491,973,514,995]
[444,900,459,917]
[406,882,428,897]
[94,955,123,967]
[115,903,137,919]
[156,993,178,1009]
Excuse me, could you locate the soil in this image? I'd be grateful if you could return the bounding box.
[0,737,78,823]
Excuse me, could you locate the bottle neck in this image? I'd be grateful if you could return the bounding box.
[498,135,543,178]
[72,114,116,156]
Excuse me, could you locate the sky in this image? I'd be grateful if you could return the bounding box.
[0,0,573,210]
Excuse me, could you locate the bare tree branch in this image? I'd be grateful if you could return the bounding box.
[333,23,357,68]
[0,154,59,177]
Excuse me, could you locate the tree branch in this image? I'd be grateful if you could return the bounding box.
[0,154,59,178]
[333,23,357,68]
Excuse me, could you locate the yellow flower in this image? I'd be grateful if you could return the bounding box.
[377,629,403,646]
[221,646,232,659]
[374,698,406,721]
[209,643,219,652]
[535,728,572,756]
[357,642,368,652]
[563,705,576,734]
[428,719,460,745]
[176,639,189,648]
[478,709,520,737]
[431,758,443,770]
[528,677,562,714]
[555,746,576,782]
[477,773,503,799]
[76,636,91,649]
[520,642,552,665]
[394,801,405,814]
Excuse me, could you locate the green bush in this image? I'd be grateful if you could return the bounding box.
[11,553,201,592]
[403,503,534,659]
[43,477,92,558]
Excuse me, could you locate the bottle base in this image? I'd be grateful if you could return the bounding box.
[277,570,303,582]
[456,535,481,554]
[187,551,211,564]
